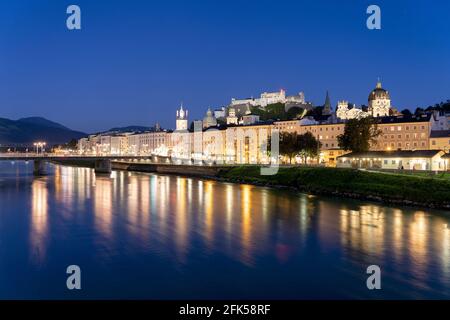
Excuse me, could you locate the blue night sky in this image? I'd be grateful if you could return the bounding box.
[0,0,449,133]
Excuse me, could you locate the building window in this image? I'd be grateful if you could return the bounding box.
[432,140,436,145]
[384,160,388,165]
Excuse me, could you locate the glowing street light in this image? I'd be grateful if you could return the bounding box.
[33,142,46,154]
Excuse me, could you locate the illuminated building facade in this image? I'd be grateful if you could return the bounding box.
[77,82,450,169]
[337,150,446,171]
[429,130,450,152]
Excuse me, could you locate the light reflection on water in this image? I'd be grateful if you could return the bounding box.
[30,179,48,266]
[0,162,449,299]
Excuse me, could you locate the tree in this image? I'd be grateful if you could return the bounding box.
[67,139,78,150]
[298,132,321,163]
[250,103,285,121]
[276,131,321,164]
[414,107,425,116]
[337,117,382,152]
[400,109,412,116]
[286,106,304,120]
[279,132,299,163]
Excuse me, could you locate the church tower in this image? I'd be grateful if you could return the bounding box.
[323,91,332,115]
[368,80,391,117]
[176,103,188,131]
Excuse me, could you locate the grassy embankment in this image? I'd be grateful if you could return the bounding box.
[218,166,450,209]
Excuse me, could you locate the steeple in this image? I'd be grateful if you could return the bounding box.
[177,102,187,120]
[376,78,382,89]
[323,90,332,115]
[176,103,188,131]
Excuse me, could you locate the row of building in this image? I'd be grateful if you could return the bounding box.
[78,81,450,169]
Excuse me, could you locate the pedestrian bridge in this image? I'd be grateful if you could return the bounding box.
[0,153,163,175]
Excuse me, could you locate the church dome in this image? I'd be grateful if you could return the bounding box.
[203,108,217,128]
[368,81,390,101]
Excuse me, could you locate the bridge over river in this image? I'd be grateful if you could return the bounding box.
[0,153,164,175]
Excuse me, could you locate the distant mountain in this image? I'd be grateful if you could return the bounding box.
[0,117,86,146]
[17,117,70,130]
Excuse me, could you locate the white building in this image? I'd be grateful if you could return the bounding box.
[171,104,191,160]
[202,108,217,129]
[240,114,260,125]
[226,107,239,125]
[176,104,188,131]
[286,92,306,104]
[337,150,446,171]
[214,107,226,119]
[336,80,392,120]
[432,110,450,131]
[231,89,287,107]
[368,80,391,117]
[336,101,369,120]
[111,135,128,155]
[77,138,89,154]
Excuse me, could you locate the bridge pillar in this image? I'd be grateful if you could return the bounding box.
[94,159,112,174]
[33,160,47,176]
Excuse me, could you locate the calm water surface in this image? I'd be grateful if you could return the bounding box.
[0,162,449,299]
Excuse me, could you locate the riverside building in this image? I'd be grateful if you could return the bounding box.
[78,81,450,170]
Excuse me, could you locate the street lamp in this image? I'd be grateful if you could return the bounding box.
[33,142,46,154]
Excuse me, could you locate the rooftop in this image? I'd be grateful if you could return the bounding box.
[377,114,431,124]
[430,130,450,138]
[337,150,443,159]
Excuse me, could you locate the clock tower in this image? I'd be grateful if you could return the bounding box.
[176,104,188,131]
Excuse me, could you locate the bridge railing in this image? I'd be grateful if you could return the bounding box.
[0,153,157,159]
[0,153,71,158]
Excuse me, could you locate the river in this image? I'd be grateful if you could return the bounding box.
[0,162,449,299]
